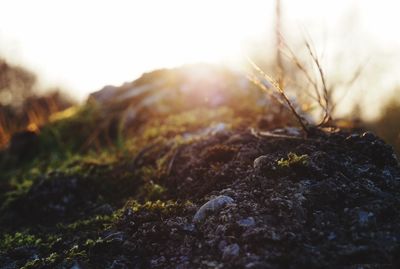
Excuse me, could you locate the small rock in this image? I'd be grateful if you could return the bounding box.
[253,155,267,171]
[150,256,166,267]
[361,131,376,141]
[103,232,126,243]
[271,231,281,241]
[193,195,234,223]
[382,168,394,181]
[92,204,114,215]
[237,217,256,228]
[358,210,374,227]
[328,232,336,241]
[345,133,360,142]
[181,223,196,234]
[253,155,275,173]
[222,243,240,261]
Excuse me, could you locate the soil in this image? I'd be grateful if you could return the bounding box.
[0,65,399,269]
[113,129,400,269]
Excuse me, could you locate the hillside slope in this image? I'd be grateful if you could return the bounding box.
[0,65,399,269]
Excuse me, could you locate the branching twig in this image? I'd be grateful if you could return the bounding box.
[247,58,310,134]
[304,40,331,126]
[280,41,321,104]
[329,61,367,114]
[279,37,334,126]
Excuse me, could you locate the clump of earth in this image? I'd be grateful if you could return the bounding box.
[0,64,399,268]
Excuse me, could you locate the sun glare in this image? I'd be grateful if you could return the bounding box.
[0,0,271,100]
[1,0,400,111]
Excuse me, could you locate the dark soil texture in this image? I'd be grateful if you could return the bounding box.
[0,65,399,269]
[113,130,400,268]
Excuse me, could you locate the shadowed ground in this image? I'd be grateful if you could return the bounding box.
[0,65,399,269]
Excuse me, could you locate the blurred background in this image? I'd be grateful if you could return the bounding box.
[1,0,400,153]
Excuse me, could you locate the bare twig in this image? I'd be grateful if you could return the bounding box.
[280,43,321,104]
[247,58,310,134]
[246,74,286,108]
[275,0,284,89]
[329,61,367,114]
[279,37,334,126]
[250,127,310,140]
[304,40,331,126]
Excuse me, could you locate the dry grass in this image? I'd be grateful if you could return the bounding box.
[247,57,311,134]
[280,34,366,126]
[248,26,365,134]
[0,93,71,148]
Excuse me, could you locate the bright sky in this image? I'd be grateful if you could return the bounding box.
[0,0,400,117]
[0,0,271,100]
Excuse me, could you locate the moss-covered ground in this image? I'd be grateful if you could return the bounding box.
[1,65,399,268]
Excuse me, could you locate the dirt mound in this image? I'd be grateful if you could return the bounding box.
[2,128,399,268]
[0,65,399,268]
[107,130,400,268]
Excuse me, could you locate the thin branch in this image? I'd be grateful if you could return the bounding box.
[275,0,284,89]
[247,58,310,134]
[280,44,321,104]
[280,40,331,125]
[304,40,331,126]
[247,74,286,108]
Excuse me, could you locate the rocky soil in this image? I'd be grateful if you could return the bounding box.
[0,65,399,268]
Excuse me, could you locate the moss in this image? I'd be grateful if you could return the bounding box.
[137,182,167,201]
[277,152,310,168]
[125,199,192,218]
[59,212,121,232]
[0,231,63,269]
[0,232,42,250]
[13,213,123,268]
[0,103,126,181]
[84,238,104,248]
[21,252,60,269]
[0,65,303,268]
[65,244,87,260]
[0,178,32,210]
[37,104,102,154]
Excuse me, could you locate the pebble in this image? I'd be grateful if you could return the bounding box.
[193,195,234,223]
[181,223,196,234]
[253,155,268,171]
[222,243,240,261]
[358,210,374,226]
[253,155,277,173]
[103,232,126,243]
[237,217,256,228]
[361,131,376,141]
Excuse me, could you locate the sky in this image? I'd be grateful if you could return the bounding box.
[1,0,400,117]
